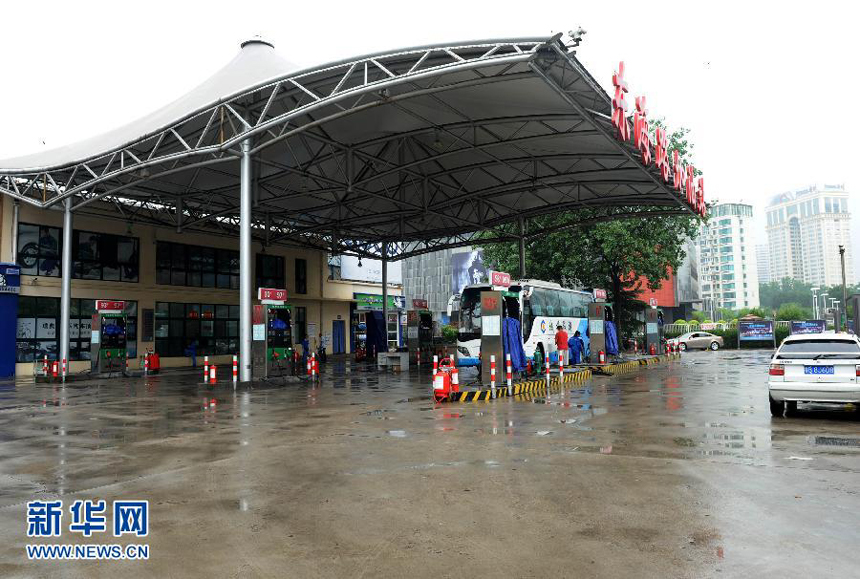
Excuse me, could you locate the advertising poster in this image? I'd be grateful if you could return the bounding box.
[451,250,487,295]
[790,320,825,335]
[738,320,774,342]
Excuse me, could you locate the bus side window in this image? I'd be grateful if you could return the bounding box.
[544,291,560,317]
[559,292,575,318]
[530,290,545,317]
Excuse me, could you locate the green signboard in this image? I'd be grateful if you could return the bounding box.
[353,293,406,310]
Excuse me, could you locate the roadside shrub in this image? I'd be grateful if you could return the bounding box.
[441,325,458,343]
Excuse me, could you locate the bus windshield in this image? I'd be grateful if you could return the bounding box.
[459,287,483,338]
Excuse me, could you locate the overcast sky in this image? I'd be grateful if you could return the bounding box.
[1,0,857,271]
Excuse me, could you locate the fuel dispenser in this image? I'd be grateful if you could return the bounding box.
[644,308,663,355]
[90,300,128,375]
[587,302,606,363]
[406,308,433,365]
[251,304,296,379]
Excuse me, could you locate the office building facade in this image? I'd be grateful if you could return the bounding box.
[697,203,760,313]
[765,184,855,286]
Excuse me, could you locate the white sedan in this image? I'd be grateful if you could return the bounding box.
[768,333,860,416]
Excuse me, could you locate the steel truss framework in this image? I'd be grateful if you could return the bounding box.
[0,35,695,261]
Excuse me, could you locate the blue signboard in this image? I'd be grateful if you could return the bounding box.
[738,320,774,341]
[790,320,825,335]
[0,264,20,377]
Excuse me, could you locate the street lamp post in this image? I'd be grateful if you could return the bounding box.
[833,300,841,332]
[839,245,848,332]
[811,287,819,319]
[821,293,828,324]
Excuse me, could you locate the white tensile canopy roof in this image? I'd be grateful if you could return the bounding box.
[0,35,695,260]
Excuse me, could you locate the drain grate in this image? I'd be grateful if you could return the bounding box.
[812,436,860,447]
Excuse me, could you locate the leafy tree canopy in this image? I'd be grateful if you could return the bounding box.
[480,120,702,335]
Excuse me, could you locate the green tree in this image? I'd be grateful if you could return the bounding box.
[481,122,702,335]
[776,302,812,321]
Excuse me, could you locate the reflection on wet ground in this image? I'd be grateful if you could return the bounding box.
[0,351,858,577]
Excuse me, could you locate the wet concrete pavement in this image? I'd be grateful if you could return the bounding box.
[1,351,859,578]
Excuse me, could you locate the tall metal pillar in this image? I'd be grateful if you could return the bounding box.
[518,217,526,278]
[840,245,848,332]
[10,202,19,262]
[239,139,253,382]
[381,243,389,353]
[59,198,73,366]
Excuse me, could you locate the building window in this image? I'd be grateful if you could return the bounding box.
[75,230,140,282]
[17,224,61,277]
[294,306,307,342]
[16,297,137,362]
[256,254,285,289]
[295,258,307,294]
[17,224,139,282]
[156,242,239,289]
[154,302,238,357]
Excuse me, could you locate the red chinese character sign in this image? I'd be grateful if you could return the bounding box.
[608,62,706,218]
[611,62,630,142]
[633,96,650,165]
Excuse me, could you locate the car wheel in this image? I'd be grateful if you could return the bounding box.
[785,400,798,415]
[679,342,687,352]
[709,341,720,351]
[769,395,784,417]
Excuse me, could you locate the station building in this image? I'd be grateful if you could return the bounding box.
[2,197,401,376]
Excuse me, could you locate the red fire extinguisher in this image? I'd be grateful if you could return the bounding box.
[649,343,656,355]
[433,357,459,402]
[598,350,606,365]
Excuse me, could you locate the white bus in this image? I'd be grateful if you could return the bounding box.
[454,279,594,367]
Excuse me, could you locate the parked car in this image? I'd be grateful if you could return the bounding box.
[674,332,724,351]
[768,333,860,416]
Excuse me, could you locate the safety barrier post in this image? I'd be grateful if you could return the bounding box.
[306,354,311,378]
[417,348,421,368]
[311,352,317,381]
[42,355,48,377]
[432,355,438,377]
[452,367,459,395]
[545,351,550,383]
[506,353,512,396]
[490,355,496,399]
[62,358,67,383]
[144,353,149,375]
[52,360,59,380]
[232,355,238,384]
[209,365,216,384]
[203,356,209,383]
[559,351,564,379]
[125,353,129,374]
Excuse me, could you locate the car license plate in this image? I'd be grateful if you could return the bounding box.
[804,366,834,375]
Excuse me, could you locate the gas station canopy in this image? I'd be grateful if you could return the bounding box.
[0,34,696,260]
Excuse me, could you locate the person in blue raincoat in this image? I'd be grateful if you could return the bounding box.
[568,330,585,365]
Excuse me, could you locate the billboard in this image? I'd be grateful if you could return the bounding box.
[451,250,487,295]
[790,320,825,335]
[339,256,402,284]
[738,320,774,341]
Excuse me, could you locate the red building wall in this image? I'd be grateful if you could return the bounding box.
[633,272,677,308]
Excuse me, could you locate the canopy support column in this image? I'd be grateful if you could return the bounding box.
[518,217,526,278]
[239,139,253,382]
[59,198,73,368]
[382,242,389,354]
[10,202,19,263]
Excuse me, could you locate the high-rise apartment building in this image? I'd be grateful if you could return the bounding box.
[756,244,771,284]
[765,184,855,286]
[697,203,760,312]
